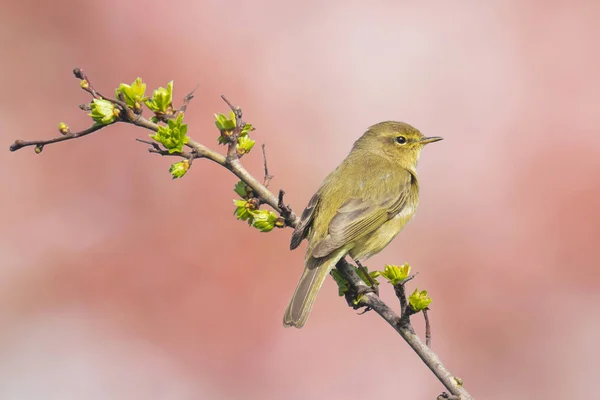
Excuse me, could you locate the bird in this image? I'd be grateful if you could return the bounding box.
[283,121,442,328]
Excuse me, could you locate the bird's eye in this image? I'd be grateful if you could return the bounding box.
[395,136,407,145]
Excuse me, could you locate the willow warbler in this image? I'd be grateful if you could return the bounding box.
[283,121,442,328]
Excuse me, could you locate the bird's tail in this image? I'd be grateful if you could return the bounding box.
[283,251,346,328]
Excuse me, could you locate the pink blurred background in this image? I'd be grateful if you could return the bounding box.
[2,1,600,399]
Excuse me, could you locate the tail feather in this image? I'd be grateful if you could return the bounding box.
[283,251,346,328]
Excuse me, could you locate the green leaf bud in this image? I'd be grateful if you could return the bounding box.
[89,99,118,125]
[408,288,432,311]
[169,160,189,179]
[233,199,254,222]
[240,123,254,136]
[233,180,253,199]
[381,263,411,285]
[149,113,189,153]
[236,135,255,157]
[251,209,279,232]
[145,81,173,114]
[58,122,69,135]
[115,77,147,109]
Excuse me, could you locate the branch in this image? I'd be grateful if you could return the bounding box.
[8,68,471,399]
[261,144,274,187]
[177,85,198,115]
[220,95,243,161]
[393,273,417,320]
[9,124,108,153]
[135,138,197,166]
[336,260,471,399]
[277,190,295,227]
[424,308,432,348]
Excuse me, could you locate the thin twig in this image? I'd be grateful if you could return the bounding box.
[135,138,161,151]
[73,67,127,108]
[277,190,295,226]
[354,260,379,296]
[396,283,409,317]
[220,95,237,116]
[394,274,417,317]
[424,308,432,348]
[261,144,274,187]
[73,67,101,99]
[9,124,108,152]
[135,138,191,156]
[178,84,199,115]
[220,95,243,161]
[135,138,198,168]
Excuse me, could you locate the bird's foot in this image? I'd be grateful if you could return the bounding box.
[352,286,378,314]
[356,283,379,297]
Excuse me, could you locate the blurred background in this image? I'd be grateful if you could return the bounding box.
[2,1,599,399]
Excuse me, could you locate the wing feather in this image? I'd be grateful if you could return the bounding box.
[311,173,412,260]
[290,193,319,250]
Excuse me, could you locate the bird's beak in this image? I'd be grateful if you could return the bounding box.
[420,136,443,145]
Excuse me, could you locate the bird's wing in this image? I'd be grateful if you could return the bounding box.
[310,172,412,260]
[290,192,320,250]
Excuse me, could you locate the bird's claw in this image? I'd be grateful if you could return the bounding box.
[356,284,379,297]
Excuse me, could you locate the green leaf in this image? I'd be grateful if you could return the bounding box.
[215,115,254,145]
[115,77,147,110]
[370,270,381,280]
[331,269,350,296]
[408,288,432,311]
[380,264,411,285]
[169,160,189,179]
[233,199,254,222]
[145,81,173,113]
[236,135,255,156]
[240,123,254,136]
[233,180,253,198]
[89,99,118,125]
[214,112,236,131]
[149,113,190,153]
[251,210,278,232]
[215,111,237,144]
[217,134,228,145]
[355,265,380,286]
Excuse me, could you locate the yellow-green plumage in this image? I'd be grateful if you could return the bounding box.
[283,121,442,328]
